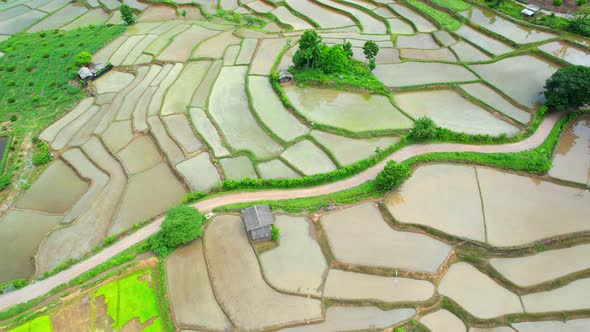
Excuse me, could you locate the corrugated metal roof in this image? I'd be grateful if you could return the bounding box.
[242,204,273,230]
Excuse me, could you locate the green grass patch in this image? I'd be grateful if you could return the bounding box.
[430,0,472,11]
[290,62,388,95]
[406,0,462,30]
[94,270,160,330]
[0,25,125,182]
[8,315,52,332]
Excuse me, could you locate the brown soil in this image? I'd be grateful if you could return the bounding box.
[50,295,92,332]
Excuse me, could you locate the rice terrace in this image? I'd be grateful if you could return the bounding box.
[0,0,588,329]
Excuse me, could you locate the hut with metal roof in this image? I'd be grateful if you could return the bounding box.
[241,205,274,241]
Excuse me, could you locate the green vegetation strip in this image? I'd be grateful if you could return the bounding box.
[216,110,586,213]
[95,270,160,330]
[406,0,462,30]
[429,0,472,11]
[0,25,125,183]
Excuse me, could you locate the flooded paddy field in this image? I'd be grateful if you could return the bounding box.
[1,0,589,331]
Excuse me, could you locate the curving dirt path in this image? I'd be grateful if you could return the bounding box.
[0,112,563,312]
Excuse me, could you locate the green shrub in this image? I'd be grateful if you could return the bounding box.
[430,0,471,11]
[293,29,322,69]
[181,9,187,17]
[578,0,588,6]
[149,205,205,256]
[363,40,379,62]
[0,174,11,191]
[181,191,207,204]
[9,115,17,122]
[75,51,92,67]
[406,0,462,30]
[376,160,411,190]
[0,279,27,294]
[553,0,562,6]
[120,4,135,25]
[544,65,590,111]
[32,141,52,166]
[271,225,280,240]
[410,116,438,140]
[318,44,350,74]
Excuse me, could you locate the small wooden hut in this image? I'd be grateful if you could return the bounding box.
[242,205,274,242]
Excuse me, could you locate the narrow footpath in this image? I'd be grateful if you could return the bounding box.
[0,111,564,312]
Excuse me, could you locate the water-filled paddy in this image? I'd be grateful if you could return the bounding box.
[110,163,186,234]
[385,164,486,242]
[538,41,590,66]
[470,55,559,108]
[16,160,88,214]
[280,307,416,332]
[460,7,556,44]
[257,159,300,179]
[27,4,87,32]
[260,216,327,296]
[281,140,337,175]
[157,25,219,62]
[0,210,61,282]
[208,66,282,158]
[394,89,520,136]
[389,4,436,32]
[450,41,490,62]
[220,156,258,180]
[548,115,590,185]
[285,86,412,132]
[161,61,210,116]
[322,202,452,272]
[163,114,203,154]
[248,76,309,142]
[478,167,590,247]
[397,33,439,49]
[375,62,477,87]
[460,83,531,124]
[204,215,322,331]
[286,0,356,29]
[166,239,232,330]
[117,136,162,175]
[311,130,398,166]
[455,25,513,55]
[189,107,230,158]
[271,6,313,30]
[176,153,221,191]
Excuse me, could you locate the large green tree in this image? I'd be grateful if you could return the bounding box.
[543,65,590,111]
[293,29,322,69]
[120,4,135,25]
[149,205,205,256]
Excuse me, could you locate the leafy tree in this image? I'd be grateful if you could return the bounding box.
[319,44,349,74]
[363,40,379,62]
[271,225,280,241]
[543,65,590,111]
[376,160,411,190]
[75,51,92,67]
[181,9,187,18]
[0,174,11,191]
[149,205,205,256]
[293,29,322,69]
[410,116,439,140]
[568,4,590,34]
[32,141,52,166]
[368,58,376,72]
[120,4,135,25]
[342,40,353,59]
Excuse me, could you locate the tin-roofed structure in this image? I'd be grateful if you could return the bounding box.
[242,205,274,241]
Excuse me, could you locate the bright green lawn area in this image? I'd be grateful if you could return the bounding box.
[0,25,125,134]
[406,0,462,31]
[94,270,160,330]
[0,25,125,181]
[9,315,52,332]
[430,0,471,11]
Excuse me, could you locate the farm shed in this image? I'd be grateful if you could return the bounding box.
[242,205,274,241]
[278,70,294,86]
[77,67,93,80]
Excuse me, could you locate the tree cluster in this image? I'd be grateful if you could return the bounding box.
[543,65,590,111]
[292,30,379,74]
[376,160,411,190]
[120,4,135,25]
[149,205,205,256]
